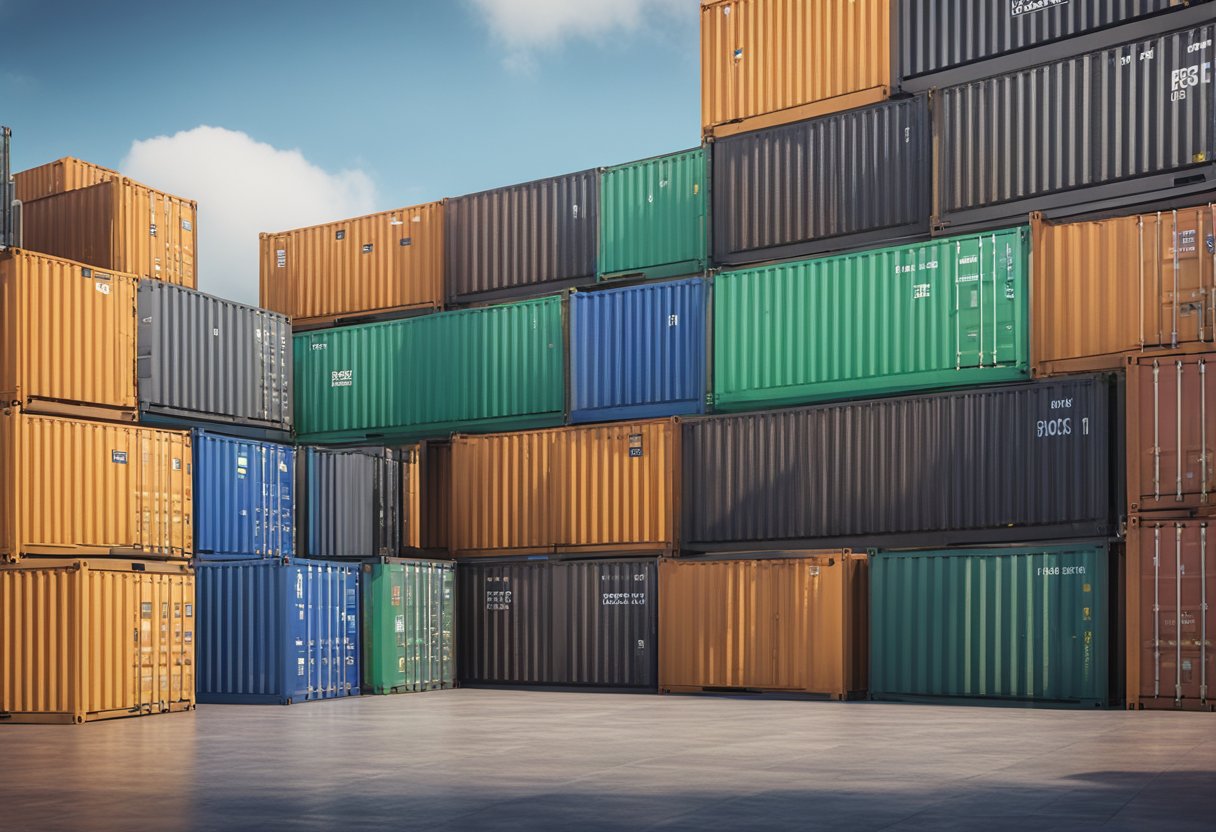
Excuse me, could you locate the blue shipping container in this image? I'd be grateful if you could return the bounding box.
[193,430,295,560]
[569,277,707,423]
[196,559,360,705]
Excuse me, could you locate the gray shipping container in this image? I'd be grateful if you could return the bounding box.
[1,126,13,249]
[681,375,1123,552]
[935,21,1216,234]
[711,96,931,268]
[137,280,292,436]
[299,446,401,559]
[458,558,658,689]
[445,169,598,305]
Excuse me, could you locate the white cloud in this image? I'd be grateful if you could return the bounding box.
[121,126,378,305]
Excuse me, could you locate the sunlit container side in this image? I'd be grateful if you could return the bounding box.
[1127,518,1213,711]
[570,278,707,423]
[0,559,194,724]
[195,558,360,705]
[299,446,401,559]
[12,156,118,203]
[445,170,598,305]
[935,23,1216,235]
[714,228,1028,411]
[259,202,444,329]
[1031,207,1215,377]
[0,412,192,562]
[659,553,867,698]
[0,249,138,421]
[293,295,565,444]
[450,419,678,558]
[402,441,451,554]
[458,558,658,689]
[20,176,197,287]
[701,0,892,138]
[682,375,1122,552]
[871,543,1115,708]
[193,431,294,560]
[599,149,707,281]
[712,96,931,268]
[0,128,12,249]
[362,558,455,694]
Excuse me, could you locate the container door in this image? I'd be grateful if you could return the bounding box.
[1153,208,1214,348]
[175,199,197,288]
[133,574,164,715]
[342,567,360,695]
[1139,357,1214,511]
[952,231,1020,370]
[285,565,311,703]
[1141,523,1213,706]
[440,565,455,688]
[266,234,292,317]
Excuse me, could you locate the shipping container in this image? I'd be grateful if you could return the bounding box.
[0,412,192,562]
[714,227,1029,411]
[195,558,360,705]
[20,176,197,287]
[259,202,444,329]
[599,149,707,281]
[871,543,1115,708]
[450,419,678,558]
[137,280,292,436]
[1,127,12,249]
[458,558,657,689]
[935,23,1216,235]
[659,553,867,698]
[0,559,194,724]
[293,295,564,444]
[701,0,892,138]
[193,431,294,560]
[570,278,707,423]
[402,441,450,554]
[445,170,598,305]
[0,249,138,421]
[13,156,117,203]
[362,558,455,694]
[299,446,400,559]
[1032,206,1215,377]
[1127,518,1213,711]
[712,96,931,267]
[682,375,1122,552]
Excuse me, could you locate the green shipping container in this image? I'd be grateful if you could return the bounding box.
[599,148,707,281]
[712,227,1029,411]
[294,296,565,443]
[870,544,1113,708]
[362,559,456,695]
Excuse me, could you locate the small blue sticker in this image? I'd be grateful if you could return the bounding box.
[335,230,346,240]
[112,450,128,464]
[629,448,643,458]
[362,243,373,254]
[1207,234,1214,255]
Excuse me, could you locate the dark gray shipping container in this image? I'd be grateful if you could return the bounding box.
[711,96,931,268]
[682,376,1123,552]
[1,126,13,249]
[935,21,1216,234]
[137,280,292,436]
[458,558,658,689]
[299,446,402,559]
[445,170,598,305]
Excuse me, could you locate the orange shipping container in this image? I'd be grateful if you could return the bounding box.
[1032,206,1215,377]
[449,419,678,557]
[402,441,451,554]
[0,559,194,724]
[0,249,138,421]
[659,553,868,698]
[13,157,118,203]
[701,0,892,139]
[0,411,192,562]
[260,202,444,328]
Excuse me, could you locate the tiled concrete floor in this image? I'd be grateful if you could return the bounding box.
[1,689,1213,831]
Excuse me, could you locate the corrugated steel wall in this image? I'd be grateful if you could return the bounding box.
[361,559,455,694]
[300,446,401,559]
[193,431,294,559]
[13,157,117,202]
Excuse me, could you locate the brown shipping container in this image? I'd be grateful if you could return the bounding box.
[13,157,118,203]
[701,0,891,139]
[402,440,451,554]
[0,411,192,561]
[0,559,195,724]
[1127,518,1213,711]
[450,419,678,558]
[659,553,868,698]
[1128,352,1215,515]
[0,249,138,420]
[1032,207,1215,377]
[259,202,444,328]
[20,177,197,287]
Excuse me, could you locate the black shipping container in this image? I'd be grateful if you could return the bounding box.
[445,169,598,305]
[1,126,12,249]
[458,558,658,689]
[681,376,1123,552]
[299,446,401,559]
[711,96,932,268]
[935,21,1216,234]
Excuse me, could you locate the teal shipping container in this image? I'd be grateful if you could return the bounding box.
[599,148,707,282]
[362,558,455,695]
[713,227,1029,411]
[870,543,1114,708]
[293,295,565,443]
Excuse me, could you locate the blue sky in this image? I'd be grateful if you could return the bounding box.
[0,0,699,301]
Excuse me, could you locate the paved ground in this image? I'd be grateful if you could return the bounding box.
[1,689,1213,831]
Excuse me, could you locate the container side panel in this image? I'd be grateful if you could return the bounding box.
[14,157,117,202]
[193,431,295,558]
